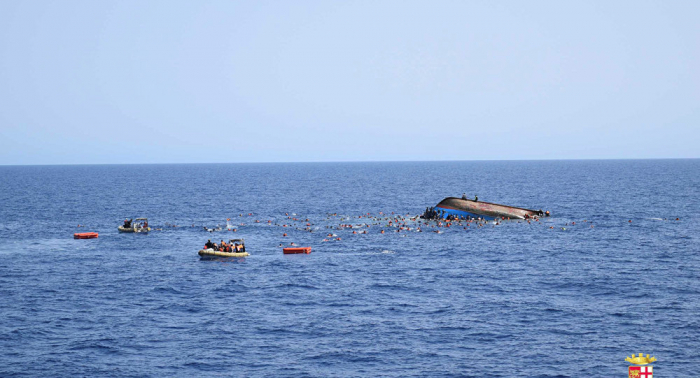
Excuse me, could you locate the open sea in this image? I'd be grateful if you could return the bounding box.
[0,160,698,377]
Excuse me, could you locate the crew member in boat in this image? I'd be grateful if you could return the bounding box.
[205,239,214,249]
[474,195,478,202]
[462,193,467,200]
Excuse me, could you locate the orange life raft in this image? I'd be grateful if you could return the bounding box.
[74,232,98,239]
[283,247,311,254]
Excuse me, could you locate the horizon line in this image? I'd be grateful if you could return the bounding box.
[0,157,698,167]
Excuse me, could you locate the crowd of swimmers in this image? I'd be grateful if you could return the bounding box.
[422,207,480,221]
[422,207,443,220]
[204,239,245,253]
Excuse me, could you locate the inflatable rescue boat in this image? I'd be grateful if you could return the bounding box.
[198,238,249,258]
[198,249,250,258]
[118,218,151,233]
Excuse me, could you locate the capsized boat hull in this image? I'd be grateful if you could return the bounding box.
[435,197,543,220]
[198,249,249,258]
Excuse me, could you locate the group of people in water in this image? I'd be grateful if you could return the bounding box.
[204,239,245,253]
[422,207,478,221]
[422,207,443,220]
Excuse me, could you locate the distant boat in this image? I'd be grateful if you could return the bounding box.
[118,217,151,233]
[433,197,547,220]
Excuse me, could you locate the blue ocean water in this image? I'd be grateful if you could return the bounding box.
[0,160,698,377]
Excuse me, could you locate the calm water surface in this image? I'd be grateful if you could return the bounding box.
[0,160,698,377]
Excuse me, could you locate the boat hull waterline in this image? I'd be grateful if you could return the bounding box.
[118,226,151,233]
[198,249,249,258]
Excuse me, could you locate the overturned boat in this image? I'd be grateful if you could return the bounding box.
[431,197,547,220]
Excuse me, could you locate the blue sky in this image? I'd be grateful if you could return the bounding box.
[0,1,698,164]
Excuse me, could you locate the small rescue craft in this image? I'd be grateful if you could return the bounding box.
[198,238,249,258]
[118,218,151,233]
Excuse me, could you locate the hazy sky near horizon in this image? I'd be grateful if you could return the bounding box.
[0,1,698,164]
